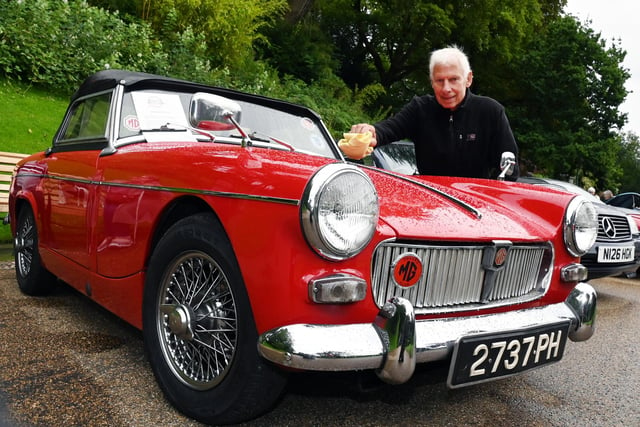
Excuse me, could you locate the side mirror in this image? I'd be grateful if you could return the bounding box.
[498,151,516,181]
[189,92,241,131]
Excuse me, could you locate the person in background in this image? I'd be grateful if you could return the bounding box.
[348,45,519,180]
[602,189,614,201]
[587,187,600,201]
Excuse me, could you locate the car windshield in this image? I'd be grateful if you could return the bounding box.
[372,141,417,174]
[117,89,337,158]
[606,194,640,209]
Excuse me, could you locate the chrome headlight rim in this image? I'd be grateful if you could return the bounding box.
[300,163,379,261]
[564,196,598,257]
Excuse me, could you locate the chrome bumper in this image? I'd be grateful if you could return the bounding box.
[257,282,597,385]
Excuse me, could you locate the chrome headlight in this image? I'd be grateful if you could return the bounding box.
[564,196,598,257]
[301,163,379,260]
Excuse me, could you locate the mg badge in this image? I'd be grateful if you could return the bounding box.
[481,242,512,302]
[494,247,508,267]
[392,252,423,288]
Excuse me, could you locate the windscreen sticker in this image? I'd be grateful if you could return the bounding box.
[123,115,140,131]
[310,134,324,149]
[300,117,316,130]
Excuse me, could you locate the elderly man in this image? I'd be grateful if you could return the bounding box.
[349,45,519,180]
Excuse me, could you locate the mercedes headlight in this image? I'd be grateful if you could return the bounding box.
[301,163,379,260]
[564,196,598,257]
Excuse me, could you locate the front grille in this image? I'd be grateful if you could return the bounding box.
[597,214,631,242]
[371,242,553,314]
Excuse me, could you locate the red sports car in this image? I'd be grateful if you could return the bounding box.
[8,70,598,425]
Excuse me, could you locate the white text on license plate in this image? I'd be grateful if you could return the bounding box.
[597,245,635,263]
[447,322,570,388]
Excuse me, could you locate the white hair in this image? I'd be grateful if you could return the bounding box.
[429,45,472,79]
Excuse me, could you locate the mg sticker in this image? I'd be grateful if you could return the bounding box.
[124,115,140,131]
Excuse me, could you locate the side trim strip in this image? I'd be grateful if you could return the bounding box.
[17,172,300,206]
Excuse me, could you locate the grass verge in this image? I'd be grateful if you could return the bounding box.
[0,222,11,244]
[0,78,68,257]
[0,79,68,154]
[0,245,12,262]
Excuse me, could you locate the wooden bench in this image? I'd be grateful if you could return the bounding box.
[0,151,29,214]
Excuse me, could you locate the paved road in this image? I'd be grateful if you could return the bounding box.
[1,262,638,426]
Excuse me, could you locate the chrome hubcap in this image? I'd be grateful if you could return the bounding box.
[163,304,194,341]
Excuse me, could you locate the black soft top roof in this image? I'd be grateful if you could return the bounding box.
[71,69,321,119]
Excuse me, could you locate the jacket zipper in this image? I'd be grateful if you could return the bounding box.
[449,114,454,144]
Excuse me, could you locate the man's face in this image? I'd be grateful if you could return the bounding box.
[430,63,473,110]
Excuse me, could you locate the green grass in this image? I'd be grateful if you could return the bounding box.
[0,243,12,262]
[0,79,68,154]
[0,79,69,243]
[0,223,11,245]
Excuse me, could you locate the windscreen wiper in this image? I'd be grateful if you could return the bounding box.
[141,123,214,141]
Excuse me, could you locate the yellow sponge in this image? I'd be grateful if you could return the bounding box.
[338,132,373,159]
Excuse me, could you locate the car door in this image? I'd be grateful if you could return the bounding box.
[39,151,100,269]
[39,91,112,270]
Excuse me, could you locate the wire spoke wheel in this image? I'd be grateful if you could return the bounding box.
[14,210,35,278]
[13,207,56,295]
[157,251,237,390]
[143,213,287,424]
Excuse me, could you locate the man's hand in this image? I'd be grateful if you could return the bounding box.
[350,123,378,147]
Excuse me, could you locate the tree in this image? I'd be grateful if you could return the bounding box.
[126,0,289,71]
[508,15,629,189]
[260,13,338,83]
[310,0,560,111]
[86,0,138,17]
[285,0,314,24]
[0,0,170,93]
[617,132,640,192]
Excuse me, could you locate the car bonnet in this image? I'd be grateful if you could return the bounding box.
[367,170,574,242]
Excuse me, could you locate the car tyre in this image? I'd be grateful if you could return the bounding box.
[14,206,57,295]
[143,213,287,425]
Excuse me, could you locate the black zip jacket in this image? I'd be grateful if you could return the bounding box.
[374,90,519,180]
